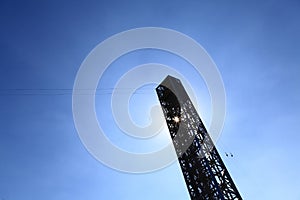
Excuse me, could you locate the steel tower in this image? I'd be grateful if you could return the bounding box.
[156,75,242,200]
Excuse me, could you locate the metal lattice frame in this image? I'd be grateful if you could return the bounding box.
[156,75,242,200]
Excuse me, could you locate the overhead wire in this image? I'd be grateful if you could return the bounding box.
[0,88,155,96]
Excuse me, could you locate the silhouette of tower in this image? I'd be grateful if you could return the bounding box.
[156,75,242,200]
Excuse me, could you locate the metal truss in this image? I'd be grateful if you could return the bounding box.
[156,75,242,200]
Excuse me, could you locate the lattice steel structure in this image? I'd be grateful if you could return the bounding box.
[156,75,242,200]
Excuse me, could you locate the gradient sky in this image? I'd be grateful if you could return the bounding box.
[1,0,300,199]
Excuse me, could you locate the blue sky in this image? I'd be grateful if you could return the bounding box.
[1,0,300,199]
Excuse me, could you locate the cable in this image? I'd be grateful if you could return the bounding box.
[0,88,155,96]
